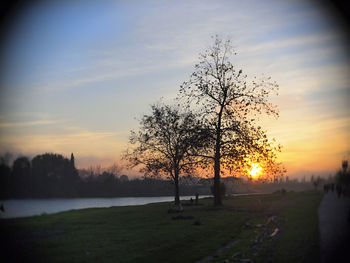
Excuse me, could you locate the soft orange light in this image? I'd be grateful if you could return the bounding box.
[249,163,262,178]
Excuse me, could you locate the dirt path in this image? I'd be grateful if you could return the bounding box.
[318,192,350,263]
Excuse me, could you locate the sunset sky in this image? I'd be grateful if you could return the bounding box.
[0,0,349,179]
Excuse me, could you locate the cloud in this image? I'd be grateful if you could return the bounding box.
[0,119,58,128]
[0,128,124,162]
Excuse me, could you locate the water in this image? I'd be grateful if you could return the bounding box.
[0,195,212,219]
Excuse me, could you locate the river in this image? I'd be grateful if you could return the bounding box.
[0,193,269,219]
[0,195,212,219]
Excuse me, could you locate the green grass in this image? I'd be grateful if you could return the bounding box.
[268,191,322,262]
[0,191,323,263]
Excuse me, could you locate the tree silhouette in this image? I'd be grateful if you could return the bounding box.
[0,160,11,198]
[70,153,75,167]
[12,156,31,196]
[107,162,123,177]
[336,160,350,197]
[179,36,281,205]
[125,103,206,205]
[31,153,80,197]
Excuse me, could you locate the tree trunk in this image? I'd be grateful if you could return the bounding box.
[174,167,180,206]
[214,105,224,206]
[214,145,222,206]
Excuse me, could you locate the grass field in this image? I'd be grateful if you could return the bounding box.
[0,191,323,263]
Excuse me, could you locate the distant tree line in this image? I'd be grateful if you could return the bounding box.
[0,153,210,199]
[0,153,79,198]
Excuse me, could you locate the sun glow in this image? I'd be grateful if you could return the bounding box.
[249,163,262,178]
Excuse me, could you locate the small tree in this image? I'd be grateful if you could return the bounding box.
[70,153,75,167]
[12,156,32,196]
[312,175,322,191]
[179,36,281,205]
[125,103,206,205]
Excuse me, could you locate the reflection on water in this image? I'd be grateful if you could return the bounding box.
[0,196,212,219]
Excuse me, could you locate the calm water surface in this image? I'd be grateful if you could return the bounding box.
[0,196,212,219]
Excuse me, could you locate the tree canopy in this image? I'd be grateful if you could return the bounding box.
[125,103,207,205]
[179,36,283,205]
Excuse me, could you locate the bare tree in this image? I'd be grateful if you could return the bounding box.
[179,36,282,205]
[0,152,13,167]
[124,103,206,205]
[88,164,101,176]
[107,162,123,177]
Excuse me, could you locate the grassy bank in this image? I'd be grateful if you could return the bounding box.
[0,191,322,263]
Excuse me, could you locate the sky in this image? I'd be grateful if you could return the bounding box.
[0,0,349,179]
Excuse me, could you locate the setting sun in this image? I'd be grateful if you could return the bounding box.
[249,163,262,178]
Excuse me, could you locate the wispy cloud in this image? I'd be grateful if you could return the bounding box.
[0,129,124,159]
[0,119,58,128]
